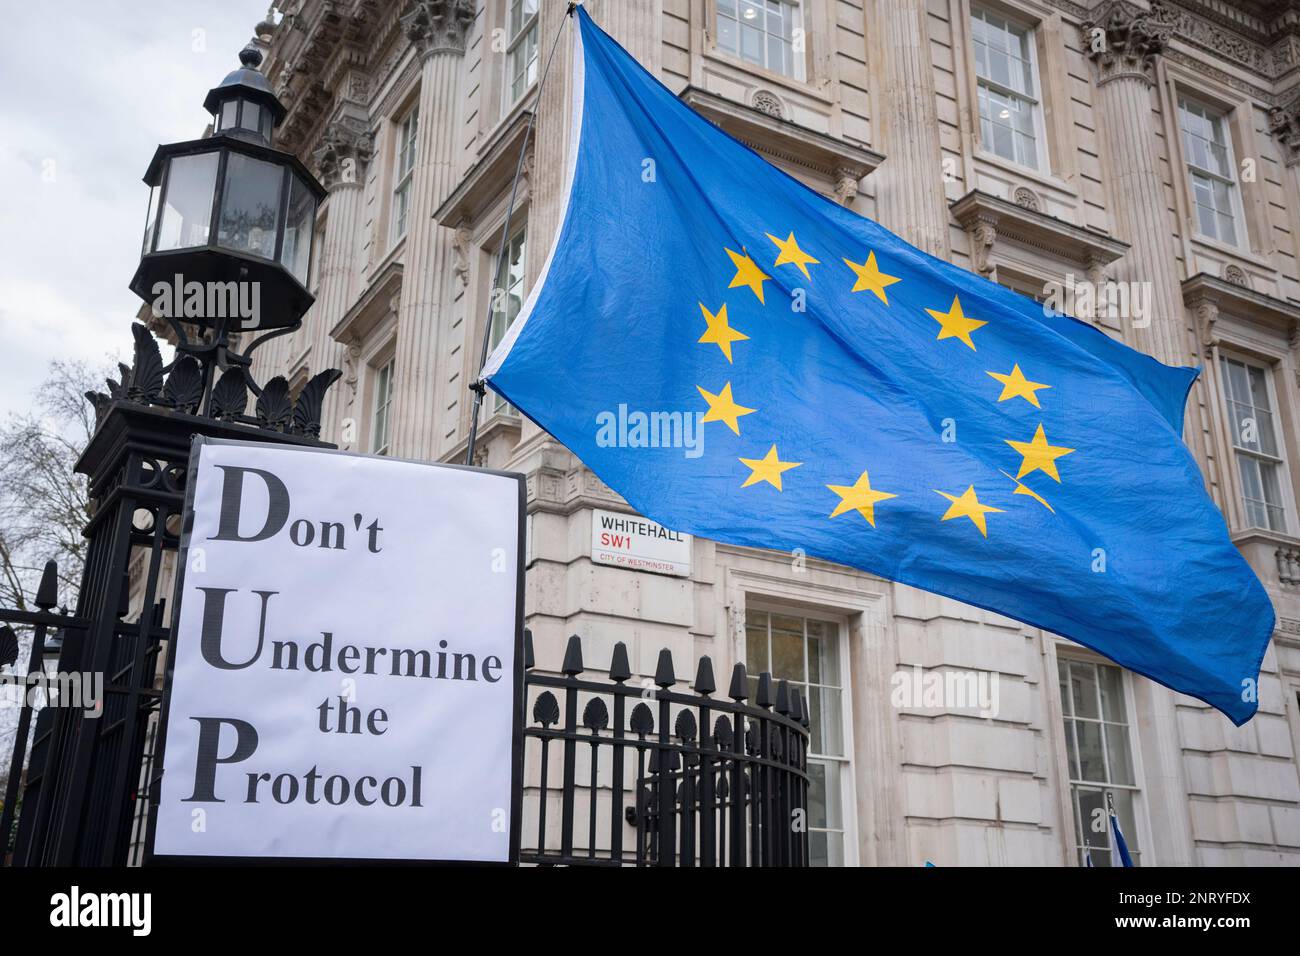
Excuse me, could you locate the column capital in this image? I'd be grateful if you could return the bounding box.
[401,0,476,60]
[313,118,374,190]
[1081,1,1175,87]
[1269,92,1300,167]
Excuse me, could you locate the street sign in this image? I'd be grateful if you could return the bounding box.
[148,437,524,864]
[590,508,692,577]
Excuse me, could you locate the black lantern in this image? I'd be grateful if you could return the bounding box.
[129,46,326,332]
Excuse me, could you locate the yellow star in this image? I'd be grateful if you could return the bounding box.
[935,485,1004,537]
[999,470,1055,514]
[697,382,756,435]
[726,247,771,304]
[739,444,802,491]
[827,470,898,527]
[766,231,819,280]
[843,251,902,305]
[987,364,1050,408]
[925,295,987,350]
[1005,424,1076,483]
[697,302,749,363]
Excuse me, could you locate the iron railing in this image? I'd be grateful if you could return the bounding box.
[522,632,811,866]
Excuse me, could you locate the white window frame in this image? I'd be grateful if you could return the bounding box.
[970,6,1048,172]
[369,356,395,456]
[487,221,528,415]
[504,0,539,109]
[390,106,419,245]
[1178,95,1247,249]
[1054,651,1151,866]
[744,602,856,866]
[713,0,807,83]
[1218,352,1293,533]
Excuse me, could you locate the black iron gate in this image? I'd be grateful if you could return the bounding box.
[522,633,810,866]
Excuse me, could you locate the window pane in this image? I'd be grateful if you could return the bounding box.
[1069,662,1100,719]
[815,687,844,756]
[1104,724,1135,785]
[141,184,160,254]
[745,624,769,673]
[769,623,804,683]
[279,175,316,285]
[218,153,283,259]
[1075,720,1105,782]
[220,99,237,132]
[157,152,219,251]
[1098,664,1125,722]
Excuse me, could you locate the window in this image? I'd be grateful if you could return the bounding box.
[1179,98,1242,246]
[506,0,539,106]
[746,608,849,866]
[370,357,394,455]
[488,224,527,413]
[1221,356,1288,531]
[391,108,419,243]
[1058,658,1142,866]
[972,8,1043,170]
[716,0,803,80]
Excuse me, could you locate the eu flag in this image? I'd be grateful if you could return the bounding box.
[484,6,1273,724]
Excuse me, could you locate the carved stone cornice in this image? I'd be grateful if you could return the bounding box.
[1081,0,1175,86]
[401,0,476,60]
[1269,92,1300,167]
[313,116,374,190]
[949,189,1129,277]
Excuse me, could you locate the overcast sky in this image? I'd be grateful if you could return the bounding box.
[0,0,270,419]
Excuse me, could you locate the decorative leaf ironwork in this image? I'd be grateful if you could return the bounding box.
[582,697,609,733]
[292,368,342,438]
[209,368,248,421]
[127,323,164,402]
[713,715,733,750]
[674,709,697,743]
[532,691,560,727]
[161,356,204,414]
[0,627,18,670]
[255,376,293,431]
[629,702,653,737]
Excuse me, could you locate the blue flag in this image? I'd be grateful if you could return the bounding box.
[484,6,1273,724]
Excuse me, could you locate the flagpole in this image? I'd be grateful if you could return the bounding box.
[465,1,578,466]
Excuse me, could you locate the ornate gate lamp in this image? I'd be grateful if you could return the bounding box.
[120,46,333,428]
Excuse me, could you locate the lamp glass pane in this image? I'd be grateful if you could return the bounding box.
[280,173,316,284]
[218,153,283,260]
[141,184,160,254]
[156,151,219,251]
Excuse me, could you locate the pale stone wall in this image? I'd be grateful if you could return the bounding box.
[247,0,1300,865]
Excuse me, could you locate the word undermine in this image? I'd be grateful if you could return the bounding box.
[153,438,521,861]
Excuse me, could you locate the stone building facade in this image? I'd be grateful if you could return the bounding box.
[244,0,1300,865]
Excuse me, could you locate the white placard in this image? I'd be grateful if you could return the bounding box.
[590,508,692,577]
[150,438,523,863]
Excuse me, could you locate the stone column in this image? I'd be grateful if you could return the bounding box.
[869,0,950,257]
[1081,1,1186,366]
[389,0,476,460]
[1268,93,1300,273]
[312,118,372,447]
[1082,0,1195,866]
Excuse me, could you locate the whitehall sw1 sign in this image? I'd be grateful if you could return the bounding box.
[148,437,524,864]
[590,508,692,577]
